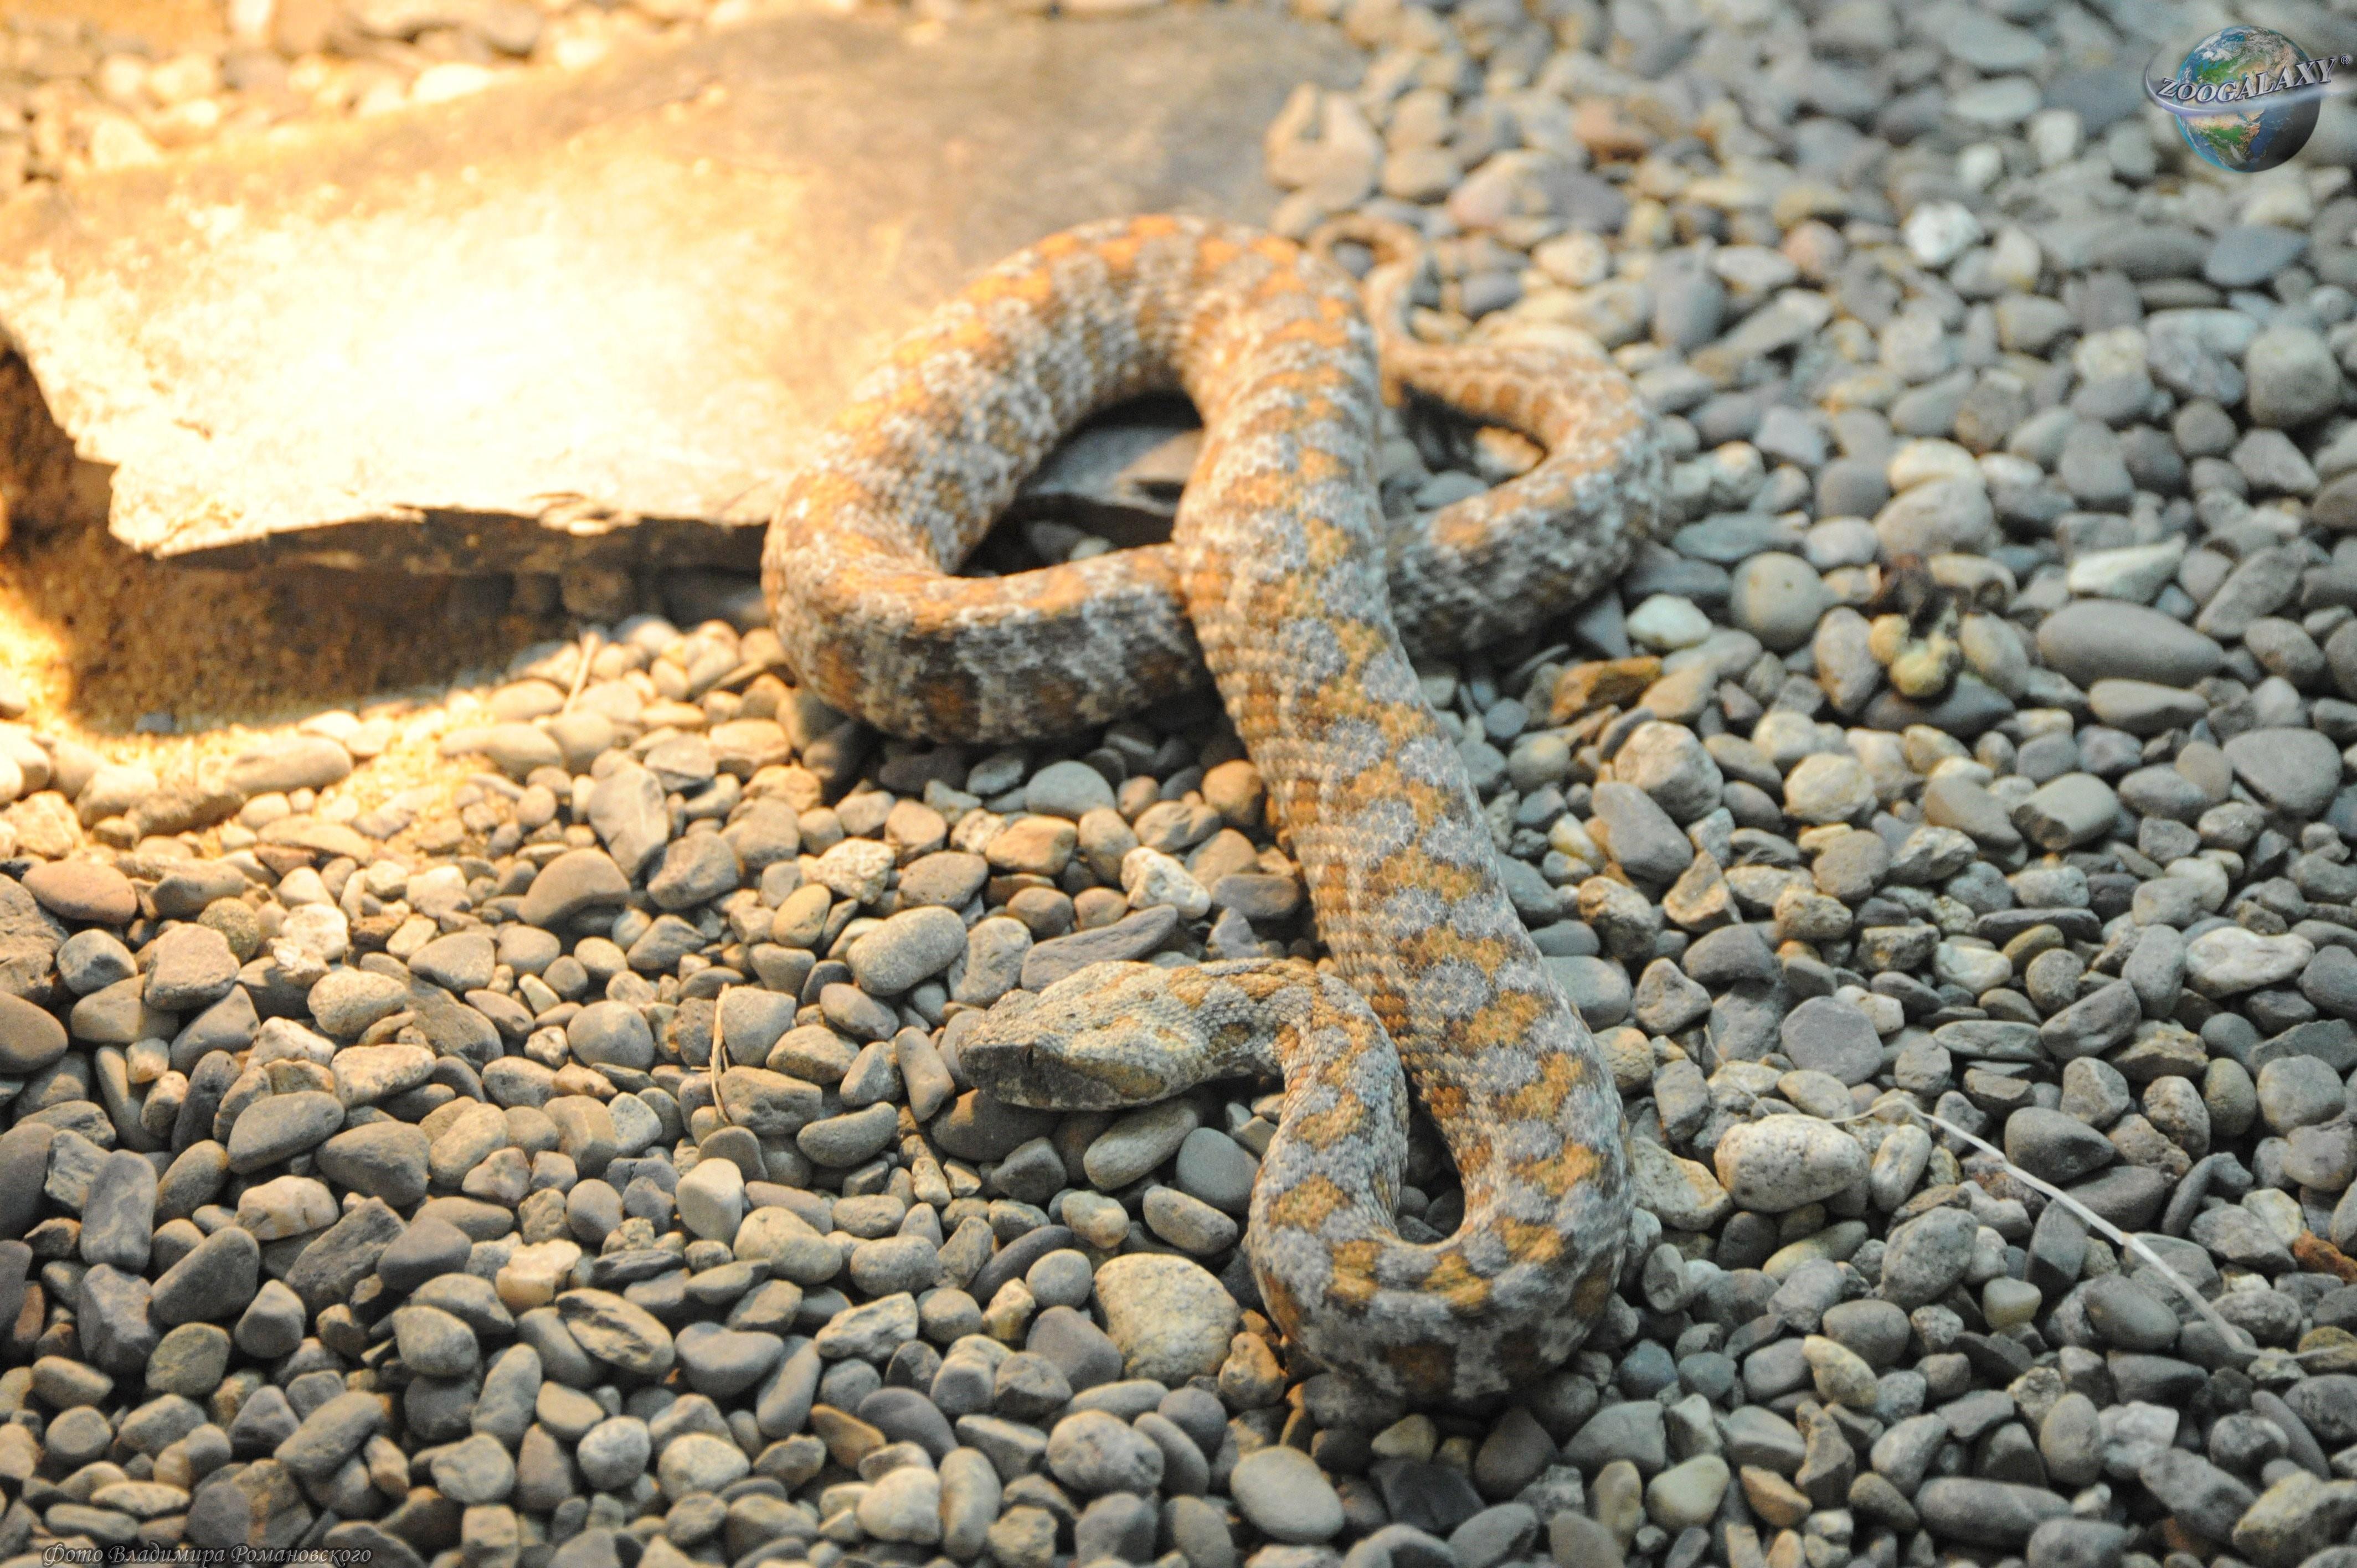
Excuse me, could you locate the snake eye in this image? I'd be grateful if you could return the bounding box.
[984,988,1041,1024]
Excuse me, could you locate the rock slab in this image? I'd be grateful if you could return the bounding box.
[0,7,1354,569]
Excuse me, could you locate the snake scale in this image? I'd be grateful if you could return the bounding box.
[764,214,1664,1401]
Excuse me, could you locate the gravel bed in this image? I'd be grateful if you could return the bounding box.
[0,0,786,192]
[14,2,2357,1568]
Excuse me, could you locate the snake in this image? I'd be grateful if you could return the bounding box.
[763,214,1663,1402]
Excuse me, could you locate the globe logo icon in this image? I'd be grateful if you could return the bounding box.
[2149,25,2334,173]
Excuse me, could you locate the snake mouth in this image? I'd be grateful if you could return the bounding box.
[954,1038,1056,1109]
[959,983,1182,1111]
[958,1028,1143,1112]
[958,990,1048,1101]
[958,991,1108,1108]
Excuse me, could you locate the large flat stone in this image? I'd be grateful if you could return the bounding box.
[0,9,1354,571]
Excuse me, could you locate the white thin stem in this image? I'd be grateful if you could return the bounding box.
[562,632,602,713]
[711,982,734,1127]
[1882,1102,2260,1358]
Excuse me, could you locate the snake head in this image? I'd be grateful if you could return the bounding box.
[958,961,1192,1111]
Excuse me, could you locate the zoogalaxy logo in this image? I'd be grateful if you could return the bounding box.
[2142,24,2356,174]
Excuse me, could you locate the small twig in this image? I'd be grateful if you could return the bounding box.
[711,982,734,1127]
[562,632,602,714]
[1869,1101,2262,1358]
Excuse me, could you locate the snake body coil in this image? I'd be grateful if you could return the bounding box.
[765,215,1662,1400]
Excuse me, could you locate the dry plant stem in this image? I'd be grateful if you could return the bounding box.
[563,632,603,713]
[1896,1103,2262,1358]
[711,982,734,1127]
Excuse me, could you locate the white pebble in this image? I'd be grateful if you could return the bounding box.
[1954,146,2003,195]
[1626,594,1712,652]
[1989,227,2044,291]
[1122,847,1211,919]
[2026,107,2083,168]
[1885,439,1980,492]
